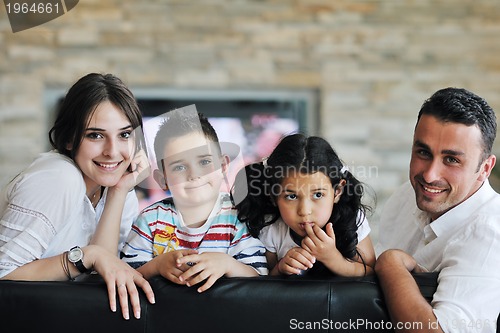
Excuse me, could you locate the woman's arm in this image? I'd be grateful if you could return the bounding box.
[1,253,75,281]
[2,245,155,321]
[90,187,129,253]
[0,153,154,319]
[91,150,150,253]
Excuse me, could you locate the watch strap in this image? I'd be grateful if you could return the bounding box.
[74,259,91,274]
[69,246,92,274]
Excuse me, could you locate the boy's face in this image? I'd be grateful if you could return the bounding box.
[161,132,227,209]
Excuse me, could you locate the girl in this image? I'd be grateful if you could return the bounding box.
[0,73,155,320]
[234,133,375,276]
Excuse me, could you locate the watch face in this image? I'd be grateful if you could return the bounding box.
[68,247,83,262]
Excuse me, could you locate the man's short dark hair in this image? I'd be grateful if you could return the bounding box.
[417,87,497,163]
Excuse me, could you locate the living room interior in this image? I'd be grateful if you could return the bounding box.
[1,1,499,332]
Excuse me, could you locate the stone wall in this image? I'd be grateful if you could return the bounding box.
[1,0,500,230]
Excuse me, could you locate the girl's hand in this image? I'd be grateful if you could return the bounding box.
[114,149,151,194]
[176,252,235,293]
[154,249,199,284]
[87,245,155,321]
[278,246,316,275]
[303,223,373,277]
[301,223,343,264]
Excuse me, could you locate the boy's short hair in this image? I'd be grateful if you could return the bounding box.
[153,109,221,168]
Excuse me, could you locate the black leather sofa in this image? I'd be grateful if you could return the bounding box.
[0,273,439,333]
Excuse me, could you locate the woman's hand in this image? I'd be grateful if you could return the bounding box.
[114,149,151,194]
[90,150,150,252]
[85,245,155,320]
[278,246,316,275]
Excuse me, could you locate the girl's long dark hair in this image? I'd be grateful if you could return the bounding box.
[233,133,371,261]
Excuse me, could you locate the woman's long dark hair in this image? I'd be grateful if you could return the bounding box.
[233,133,371,262]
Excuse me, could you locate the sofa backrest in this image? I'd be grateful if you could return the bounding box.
[0,273,439,333]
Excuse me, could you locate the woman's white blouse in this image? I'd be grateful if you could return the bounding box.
[0,151,138,278]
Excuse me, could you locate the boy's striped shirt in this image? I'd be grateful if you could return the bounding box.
[122,193,268,275]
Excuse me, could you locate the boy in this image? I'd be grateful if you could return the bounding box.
[122,107,267,292]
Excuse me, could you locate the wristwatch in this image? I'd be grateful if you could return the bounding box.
[67,246,91,274]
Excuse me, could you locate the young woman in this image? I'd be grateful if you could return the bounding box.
[0,73,154,320]
[234,133,376,276]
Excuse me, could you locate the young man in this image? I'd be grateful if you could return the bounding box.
[122,107,267,293]
[375,88,500,333]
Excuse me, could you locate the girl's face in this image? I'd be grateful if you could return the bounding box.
[73,101,135,196]
[276,171,342,237]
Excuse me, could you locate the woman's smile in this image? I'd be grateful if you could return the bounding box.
[94,161,123,171]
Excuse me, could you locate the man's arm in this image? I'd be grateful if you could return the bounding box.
[375,249,443,333]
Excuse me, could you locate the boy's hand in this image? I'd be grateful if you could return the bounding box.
[176,252,234,293]
[155,249,198,285]
[278,246,316,275]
